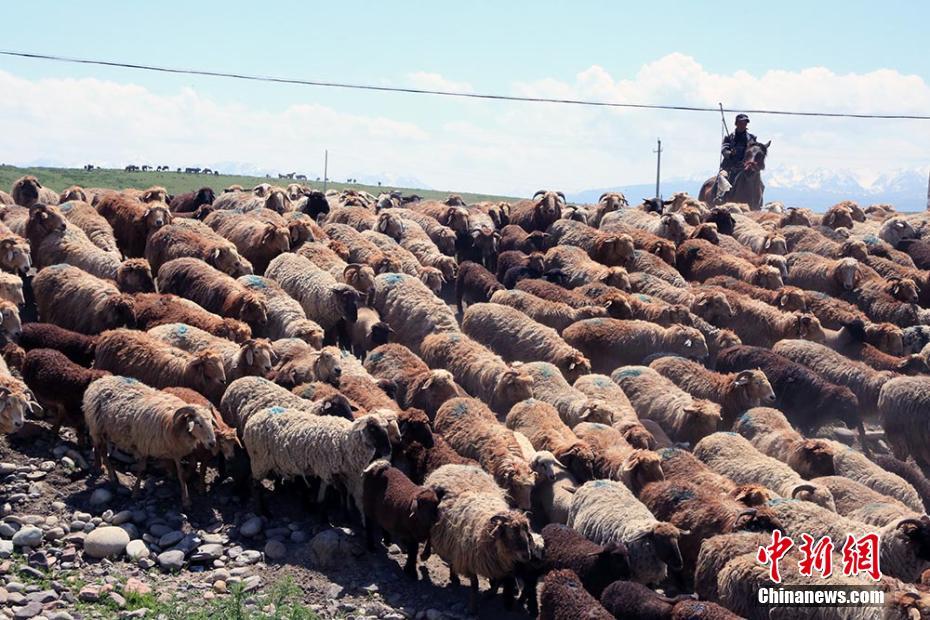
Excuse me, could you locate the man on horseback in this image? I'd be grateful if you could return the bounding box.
[717,113,757,201]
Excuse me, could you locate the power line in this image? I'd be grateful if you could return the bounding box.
[3,50,930,121]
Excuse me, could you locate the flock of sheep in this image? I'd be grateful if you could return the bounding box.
[3,174,930,618]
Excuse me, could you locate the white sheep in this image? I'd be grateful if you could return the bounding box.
[237,275,325,347]
[265,252,360,331]
[371,273,459,356]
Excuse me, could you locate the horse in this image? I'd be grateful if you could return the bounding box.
[699,140,771,210]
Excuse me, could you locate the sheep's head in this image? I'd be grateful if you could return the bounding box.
[417,267,445,294]
[597,192,628,218]
[431,255,458,281]
[334,286,360,322]
[444,207,470,233]
[13,176,41,206]
[240,339,275,376]
[444,194,466,207]
[501,460,537,510]
[894,517,930,562]
[492,368,533,412]
[376,212,405,239]
[558,442,595,481]
[865,322,904,356]
[578,400,614,425]
[60,186,88,202]
[880,217,917,246]
[618,422,656,450]
[597,234,634,267]
[592,541,633,586]
[790,483,836,512]
[0,237,31,274]
[599,267,630,291]
[532,190,565,222]
[289,319,324,348]
[561,205,588,224]
[317,394,355,420]
[824,206,855,230]
[775,287,807,312]
[762,234,788,255]
[116,259,155,294]
[104,294,136,329]
[780,208,813,227]
[667,326,708,360]
[733,370,775,407]
[714,329,742,353]
[681,400,722,445]
[469,227,499,260]
[834,258,861,291]
[353,414,393,460]
[190,350,226,393]
[173,405,216,452]
[432,228,456,256]
[840,239,869,262]
[310,347,342,385]
[238,293,267,326]
[645,522,683,572]
[142,205,171,233]
[489,511,532,564]
[261,224,290,254]
[0,302,21,340]
[195,187,216,206]
[409,488,441,539]
[343,264,376,295]
[252,183,272,198]
[731,484,776,507]
[692,291,734,322]
[396,408,434,448]
[620,450,665,495]
[786,439,836,479]
[140,186,168,203]
[887,277,919,304]
[369,321,393,349]
[0,386,26,434]
[287,217,314,245]
[750,265,783,290]
[28,203,67,236]
[218,318,252,343]
[373,254,401,275]
[0,276,24,306]
[411,371,461,417]
[645,240,675,266]
[795,313,825,343]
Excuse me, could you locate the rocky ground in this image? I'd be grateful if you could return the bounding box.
[0,422,528,620]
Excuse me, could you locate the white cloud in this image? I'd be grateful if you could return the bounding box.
[2,56,929,197]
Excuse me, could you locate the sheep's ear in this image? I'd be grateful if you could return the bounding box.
[408,498,418,520]
[421,377,433,390]
[244,346,255,367]
[734,371,751,387]
[764,238,771,249]
[779,295,788,307]
[684,339,693,347]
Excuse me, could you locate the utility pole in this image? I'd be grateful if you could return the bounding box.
[323,150,329,193]
[654,138,662,199]
[926,167,929,211]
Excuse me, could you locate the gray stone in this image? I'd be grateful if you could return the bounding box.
[290,530,308,543]
[25,590,57,604]
[13,601,43,619]
[239,517,263,538]
[148,523,172,537]
[125,539,150,561]
[242,576,263,592]
[264,527,290,539]
[0,522,17,537]
[0,462,16,476]
[138,557,155,570]
[89,488,113,508]
[47,613,74,620]
[84,526,129,559]
[44,528,64,541]
[0,539,12,558]
[50,502,66,512]
[309,528,353,569]
[11,526,42,547]
[190,543,223,563]
[62,533,85,547]
[110,510,132,526]
[264,540,286,561]
[235,550,262,565]
[158,531,184,548]
[7,582,25,592]
[131,510,147,524]
[109,591,127,608]
[69,521,85,532]
[73,512,91,522]
[119,523,140,541]
[157,549,185,572]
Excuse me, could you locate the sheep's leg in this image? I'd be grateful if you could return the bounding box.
[403,541,418,578]
[197,459,208,493]
[175,459,191,508]
[468,575,480,613]
[449,569,460,587]
[499,576,516,609]
[365,520,380,552]
[420,538,432,560]
[520,577,538,616]
[131,458,147,497]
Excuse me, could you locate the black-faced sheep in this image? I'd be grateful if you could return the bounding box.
[11,175,59,207]
[169,187,215,214]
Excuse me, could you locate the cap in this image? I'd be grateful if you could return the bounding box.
[735,114,750,123]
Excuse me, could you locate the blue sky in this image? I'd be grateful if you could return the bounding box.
[2,1,929,196]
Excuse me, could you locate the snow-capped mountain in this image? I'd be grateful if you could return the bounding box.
[569,167,930,211]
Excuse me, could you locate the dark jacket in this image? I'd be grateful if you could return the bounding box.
[721,130,757,169]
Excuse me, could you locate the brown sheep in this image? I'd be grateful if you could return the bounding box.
[95,193,171,257]
[658,447,775,507]
[489,289,609,333]
[677,238,783,289]
[562,319,707,374]
[547,220,634,267]
[131,292,252,343]
[58,200,120,254]
[572,374,654,449]
[515,278,633,319]
[544,245,630,290]
[455,261,503,313]
[157,257,267,329]
[505,399,595,481]
[649,357,775,428]
[785,252,864,296]
[508,190,564,233]
[33,264,136,335]
[324,223,400,274]
[19,323,97,366]
[202,209,292,274]
[363,344,464,419]
[732,406,838,479]
[434,397,537,510]
[462,303,591,382]
[94,329,227,396]
[573,422,664,494]
[144,222,252,277]
[599,218,678,266]
[703,275,808,313]
[11,175,58,207]
[498,225,551,254]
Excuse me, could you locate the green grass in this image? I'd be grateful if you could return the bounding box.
[0,164,517,204]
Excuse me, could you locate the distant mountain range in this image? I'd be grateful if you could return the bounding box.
[568,167,930,212]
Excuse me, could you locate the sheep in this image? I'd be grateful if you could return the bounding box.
[657,448,774,508]
[0,220,32,275]
[783,225,868,260]
[57,200,119,254]
[323,205,380,231]
[271,344,345,388]
[543,245,630,289]
[83,375,216,506]
[505,399,595,482]
[603,209,686,245]
[423,464,532,611]
[495,250,546,282]
[21,348,108,440]
[157,258,268,329]
[811,475,917,526]
[220,376,352,434]
[94,193,171,257]
[455,261,503,313]
[377,209,457,255]
[0,271,23,306]
[499,225,551,254]
[785,252,863,296]
[694,432,837,510]
[868,455,930,514]
[407,201,470,234]
[461,302,590,382]
[536,569,614,620]
[731,407,837,479]
[236,275,324,347]
[361,230,445,294]
[363,344,463,419]
[433,397,537,509]
[361,460,440,577]
[879,377,930,470]
[147,322,274,382]
[572,424,663,498]
[824,319,926,375]
[879,216,918,247]
[508,190,564,233]
[563,319,707,374]
[33,264,136,334]
[296,242,378,296]
[201,209,292,274]
[343,307,391,359]
[843,276,922,327]
[371,273,459,356]
[518,361,616,428]
[539,524,630,600]
[626,247,689,287]
[571,374,653,448]
[547,219,633,267]
[487,289,609,335]
[612,366,722,446]
[169,187,215,214]
[599,218,678,265]
[514,278,632,320]
[395,219,458,281]
[324,222,399,274]
[764,497,930,583]
[19,323,97,366]
[131,292,252,343]
[716,345,862,437]
[599,581,741,620]
[567,479,682,584]
[627,271,694,306]
[731,213,788,254]
[244,407,391,519]
[677,239,783,289]
[693,532,771,603]
[649,357,775,429]
[141,222,247,278]
[10,175,58,207]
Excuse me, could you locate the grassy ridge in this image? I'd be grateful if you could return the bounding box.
[0,165,517,204]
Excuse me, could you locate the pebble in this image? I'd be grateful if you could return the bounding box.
[13,601,43,619]
[0,462,16,476]
[125,540,150,561]
[7,582,24,593]
[68,521,85,533]
[109,591,127,608]
[235,550,262,565]
[48,613,74,620]
[123,578,151,596]
[0,522,18,538]
[0,540,12,558]
[242,575,263,592]
[290,530,308,543]
[84,526,130,559]
[74,512,91,522]
[119,523,140,541]
[158,531,184,548]
[44,528,64,541]
[239,516,263,538]
[157,549,185,572]
[59,456,76,470]
[89,488,113,508]
[264,539,286,561]
[110,510,132,526]
[78,586,100,602]
[25,590,57,604]
[11,526,42,547]
[190,543,223,563]
[212,580,227,594]
[138,558,155,570]
[26,552,51,571]
[131,510,147,525]
[50,502,66,512]
[148,523,172,538]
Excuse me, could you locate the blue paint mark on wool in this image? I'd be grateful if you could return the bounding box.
[537,365,555,379]
[243,275,266,288]
[863,234,880,245]
[592,376,611,387]
[449,401,469,417]
[59,201,74,212]
[119,376,138,385]
[591,479,611,489]
[367,351,384,364]
[175,325,189,336]
[613,368,642,379]
[269,406,286,415]
[589,423,609,430]
[768,497,796,506]
[737,411,754,429]
[48,263,69,270]
[382,274,404,286]
[658,448,679,459]
[636,294,651,302]
[670,486,697,503]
